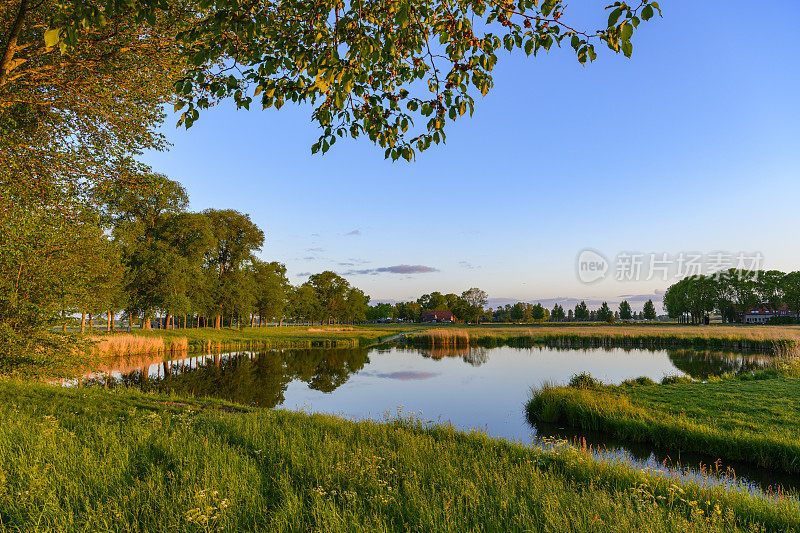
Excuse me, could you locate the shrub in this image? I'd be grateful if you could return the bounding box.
[568,372,601,390]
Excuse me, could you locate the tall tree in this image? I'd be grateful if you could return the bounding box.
[782,272,800,317]
[343,287,370,324]
[202,209,265,329]
[643,299,657,320]
[596,302,613,322]
[109,173,209,329]
[307,271,350,325]
[461,288,487,323]
[574,301,589,321]
[250,260,290,326]
[618,300,632,320]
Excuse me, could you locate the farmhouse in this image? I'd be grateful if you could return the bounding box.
[743,303,798,324]
[421,310,455,323]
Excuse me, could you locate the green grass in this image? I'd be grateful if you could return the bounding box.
[0,380,799,532]
[526,369,800,473]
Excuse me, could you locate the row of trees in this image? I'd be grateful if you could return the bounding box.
[663,270,800,323]
[28,173,372,334]
[367,289,490,324]
[366,292,658,324]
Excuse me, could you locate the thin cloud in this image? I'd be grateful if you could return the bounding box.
[342,264,439,276]
[345,229,362,236]
[305,247,325,252]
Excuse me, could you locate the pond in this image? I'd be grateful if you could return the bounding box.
[76,344,793,495]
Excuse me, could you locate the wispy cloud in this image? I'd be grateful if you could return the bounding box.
[345,229,361,236]
[459,261,479,270]
[305,247,325,253]
[342,264,439,276]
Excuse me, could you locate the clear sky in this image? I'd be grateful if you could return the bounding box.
[141,0,800,310]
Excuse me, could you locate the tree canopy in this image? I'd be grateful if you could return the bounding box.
[8,0,662,162]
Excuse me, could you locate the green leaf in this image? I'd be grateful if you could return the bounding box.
[396,5,409,27]
[44,28,61,48]
[607,7,623,28]
[620,22,633,42]
[641,5,654,20]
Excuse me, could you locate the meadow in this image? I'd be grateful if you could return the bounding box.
[0,379,799,532]
[526,368,800,473]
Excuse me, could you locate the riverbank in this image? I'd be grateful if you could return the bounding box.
[526,367,800,474]
[97,325,409,352]
[0,379,798,532]
[406,324,800,355]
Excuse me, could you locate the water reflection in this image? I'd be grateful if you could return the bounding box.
[666,349,772,380]
[87,348,369,407]
[533,422,800,496]
[75,344,789,496]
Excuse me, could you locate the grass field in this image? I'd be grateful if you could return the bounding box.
[526,368,800,473]
[0,379,799,532]
[407,324,800,355]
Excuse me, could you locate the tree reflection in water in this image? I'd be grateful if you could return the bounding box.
[666,349,771,380]
[103,348,370,407]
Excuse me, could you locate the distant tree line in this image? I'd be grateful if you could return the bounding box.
[663,270,800,324]
[365,291,658,324]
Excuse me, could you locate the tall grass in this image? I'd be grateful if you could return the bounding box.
[411,328,470,347]
[526,373,800,473]
[91,335,188,356]
[0,379,798,532]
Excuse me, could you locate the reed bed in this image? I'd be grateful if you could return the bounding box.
[409,325,800,355]
[91,335,188,356]
[0,379,798,532]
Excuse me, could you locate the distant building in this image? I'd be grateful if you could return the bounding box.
[421,310,455,323]
[743,303,798,324]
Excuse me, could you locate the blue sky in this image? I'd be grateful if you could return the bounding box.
[141,1,800,309]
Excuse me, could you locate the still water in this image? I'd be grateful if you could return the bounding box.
[78,345,792,494]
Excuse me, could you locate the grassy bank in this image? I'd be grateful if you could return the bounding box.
[99,325,408,353]
[406,324,800,355]
[0,380,799,532]
[1,326,410,381]
[526,369,800,474]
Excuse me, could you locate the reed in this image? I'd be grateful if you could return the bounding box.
[91,335,188,356]
[410,328,470,347]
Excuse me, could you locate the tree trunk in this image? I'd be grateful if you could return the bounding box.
[166,314,172,330]
[88,313,93,332]
[0,0,28,88]
[107,310,112,332]
[215,314,221,330]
